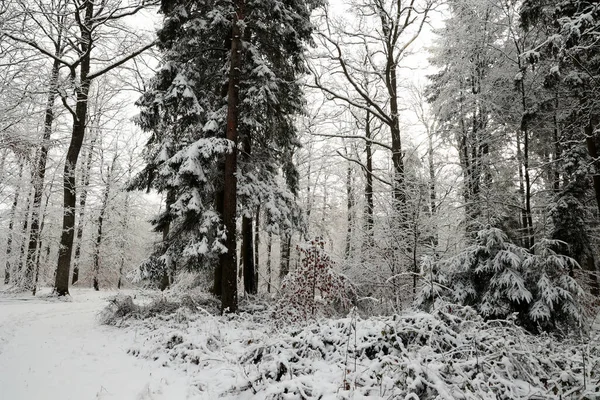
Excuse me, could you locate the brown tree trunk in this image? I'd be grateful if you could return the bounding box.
[220,0,244,313]
[242,215,254,294]
[241,135,255,294]
[54,1,95,296]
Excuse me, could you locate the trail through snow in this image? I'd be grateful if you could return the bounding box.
[0,287,201,400]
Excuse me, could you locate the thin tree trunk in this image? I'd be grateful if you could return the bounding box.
[4,163,24,285]
[344,152,354,259]
[18,185,33,280]
[253,204,260,293]
[427,123,438,250]
[364,111,374,251]
[266,231,272,293]
[117,192,131,289]
[92,155,115,291]
[71,134,97,285]
[25,46,62,292]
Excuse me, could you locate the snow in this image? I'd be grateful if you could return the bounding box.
[2,286,600,399]
[0,287,201,400]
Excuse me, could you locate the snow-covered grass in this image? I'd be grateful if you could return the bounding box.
[0,287,204,400]
[108,292,600,399]
[3,284,599,399]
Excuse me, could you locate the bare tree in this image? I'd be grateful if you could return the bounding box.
[2,0,156,295]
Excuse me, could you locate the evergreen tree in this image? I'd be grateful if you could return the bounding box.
[133,0,320,310]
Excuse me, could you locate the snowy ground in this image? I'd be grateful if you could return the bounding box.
[0,287,202,400]
[2,286,599,399]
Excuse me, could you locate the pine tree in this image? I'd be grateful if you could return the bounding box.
[133,0,321,310]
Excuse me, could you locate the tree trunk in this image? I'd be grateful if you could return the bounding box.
[266,231,272,293]
[344,154,354,259]
[4,163,24,285]
[92,155,115,291]
[253,205,260,293]
[242,215,254,294]
[279,232,291,283]
[220,0,244,313]
[241,135,255,294]
[585,116,600,215]
[72,134,97,285]
[54,1,95,296]
[25,43,62,292]
[364,111,374,251]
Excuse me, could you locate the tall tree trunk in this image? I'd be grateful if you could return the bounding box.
[364,111,374,251]
[220,0,244,313]
[553,89,561,193]
[72,134,97,285]
[241,135,255,294]
[54,1,95,296]
[266,231,272,293]
[117,192,131,290]
[344,152,354,259]
[279,232,291,283]
[4,163,24,285]
[25,44,62,292]
[253,205,260,293]
[242,215,254,294]
[519,77,534,249]
[92,155,115,291]
[427,123,438,250]
[18,185,33,280]
[32,184,53,296]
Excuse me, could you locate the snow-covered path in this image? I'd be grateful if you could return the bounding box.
[0,288,199,400]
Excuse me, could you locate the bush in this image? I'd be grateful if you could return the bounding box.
[277,238,356,322]
[416,226,585,333]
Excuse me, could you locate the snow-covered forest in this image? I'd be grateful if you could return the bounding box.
[1,0,600,398]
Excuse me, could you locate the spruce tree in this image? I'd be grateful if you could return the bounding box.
[133,0,321,311]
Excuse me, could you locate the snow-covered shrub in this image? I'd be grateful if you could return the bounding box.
[416,226,585,333]
[277,239,355,322]
[99,294,139,325]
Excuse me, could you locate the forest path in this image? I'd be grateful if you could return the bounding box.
[0,287,199,400]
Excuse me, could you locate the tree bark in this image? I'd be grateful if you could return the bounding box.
[241,135,255,294]
[279,232,291,282]
[253,205,260,293]
[54,0,95,296]
[220,0,244,313]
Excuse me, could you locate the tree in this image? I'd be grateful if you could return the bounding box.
[2,0,156,296]
[133,0,320,311]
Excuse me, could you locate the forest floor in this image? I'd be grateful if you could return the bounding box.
[1,286,600,399]
[0,287,202,400]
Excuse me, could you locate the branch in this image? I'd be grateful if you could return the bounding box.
[58,90,77,120]
[1,31,73,69]
[335,150,392,187]
[88,40,156,80]
[313,132,392,151]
